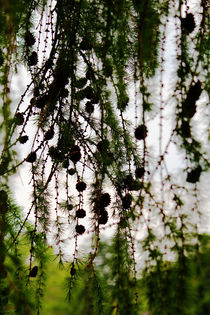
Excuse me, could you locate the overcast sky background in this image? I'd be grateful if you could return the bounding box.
[7,0,210,263]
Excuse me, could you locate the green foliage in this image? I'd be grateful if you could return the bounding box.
[0,0,209,314]
[40,235,210,315]
[0,189,51,314]
[133,0,163,77]
[142,235,210,315]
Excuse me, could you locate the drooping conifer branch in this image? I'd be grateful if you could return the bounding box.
[0,0,209,313]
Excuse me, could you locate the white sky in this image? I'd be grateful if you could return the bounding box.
[5,0,210,263]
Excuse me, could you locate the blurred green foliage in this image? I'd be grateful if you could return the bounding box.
[41,254,71,315]
[39,234,210,315]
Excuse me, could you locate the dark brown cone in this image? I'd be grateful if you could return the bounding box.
[187,166,202,183]
[25,32,36,46]
[68,168,76,175]
[44,128,54,140]
[85,101,94,114]
[70,145,81,163]
[75,224,85,235]
[135,167,145,179]
[122,193,132,209]
[76,209,86,218]
[99,210,108,225]
[134,125,147,140]
[76,181,87,192]
[28,51,38,66]
[99,193,111,207]
[181,13,195,34]
[15,113,24,126]
[19,135,29,144]
[26,152,37,163]
[97,140,109,152]
[29,266,38,277]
